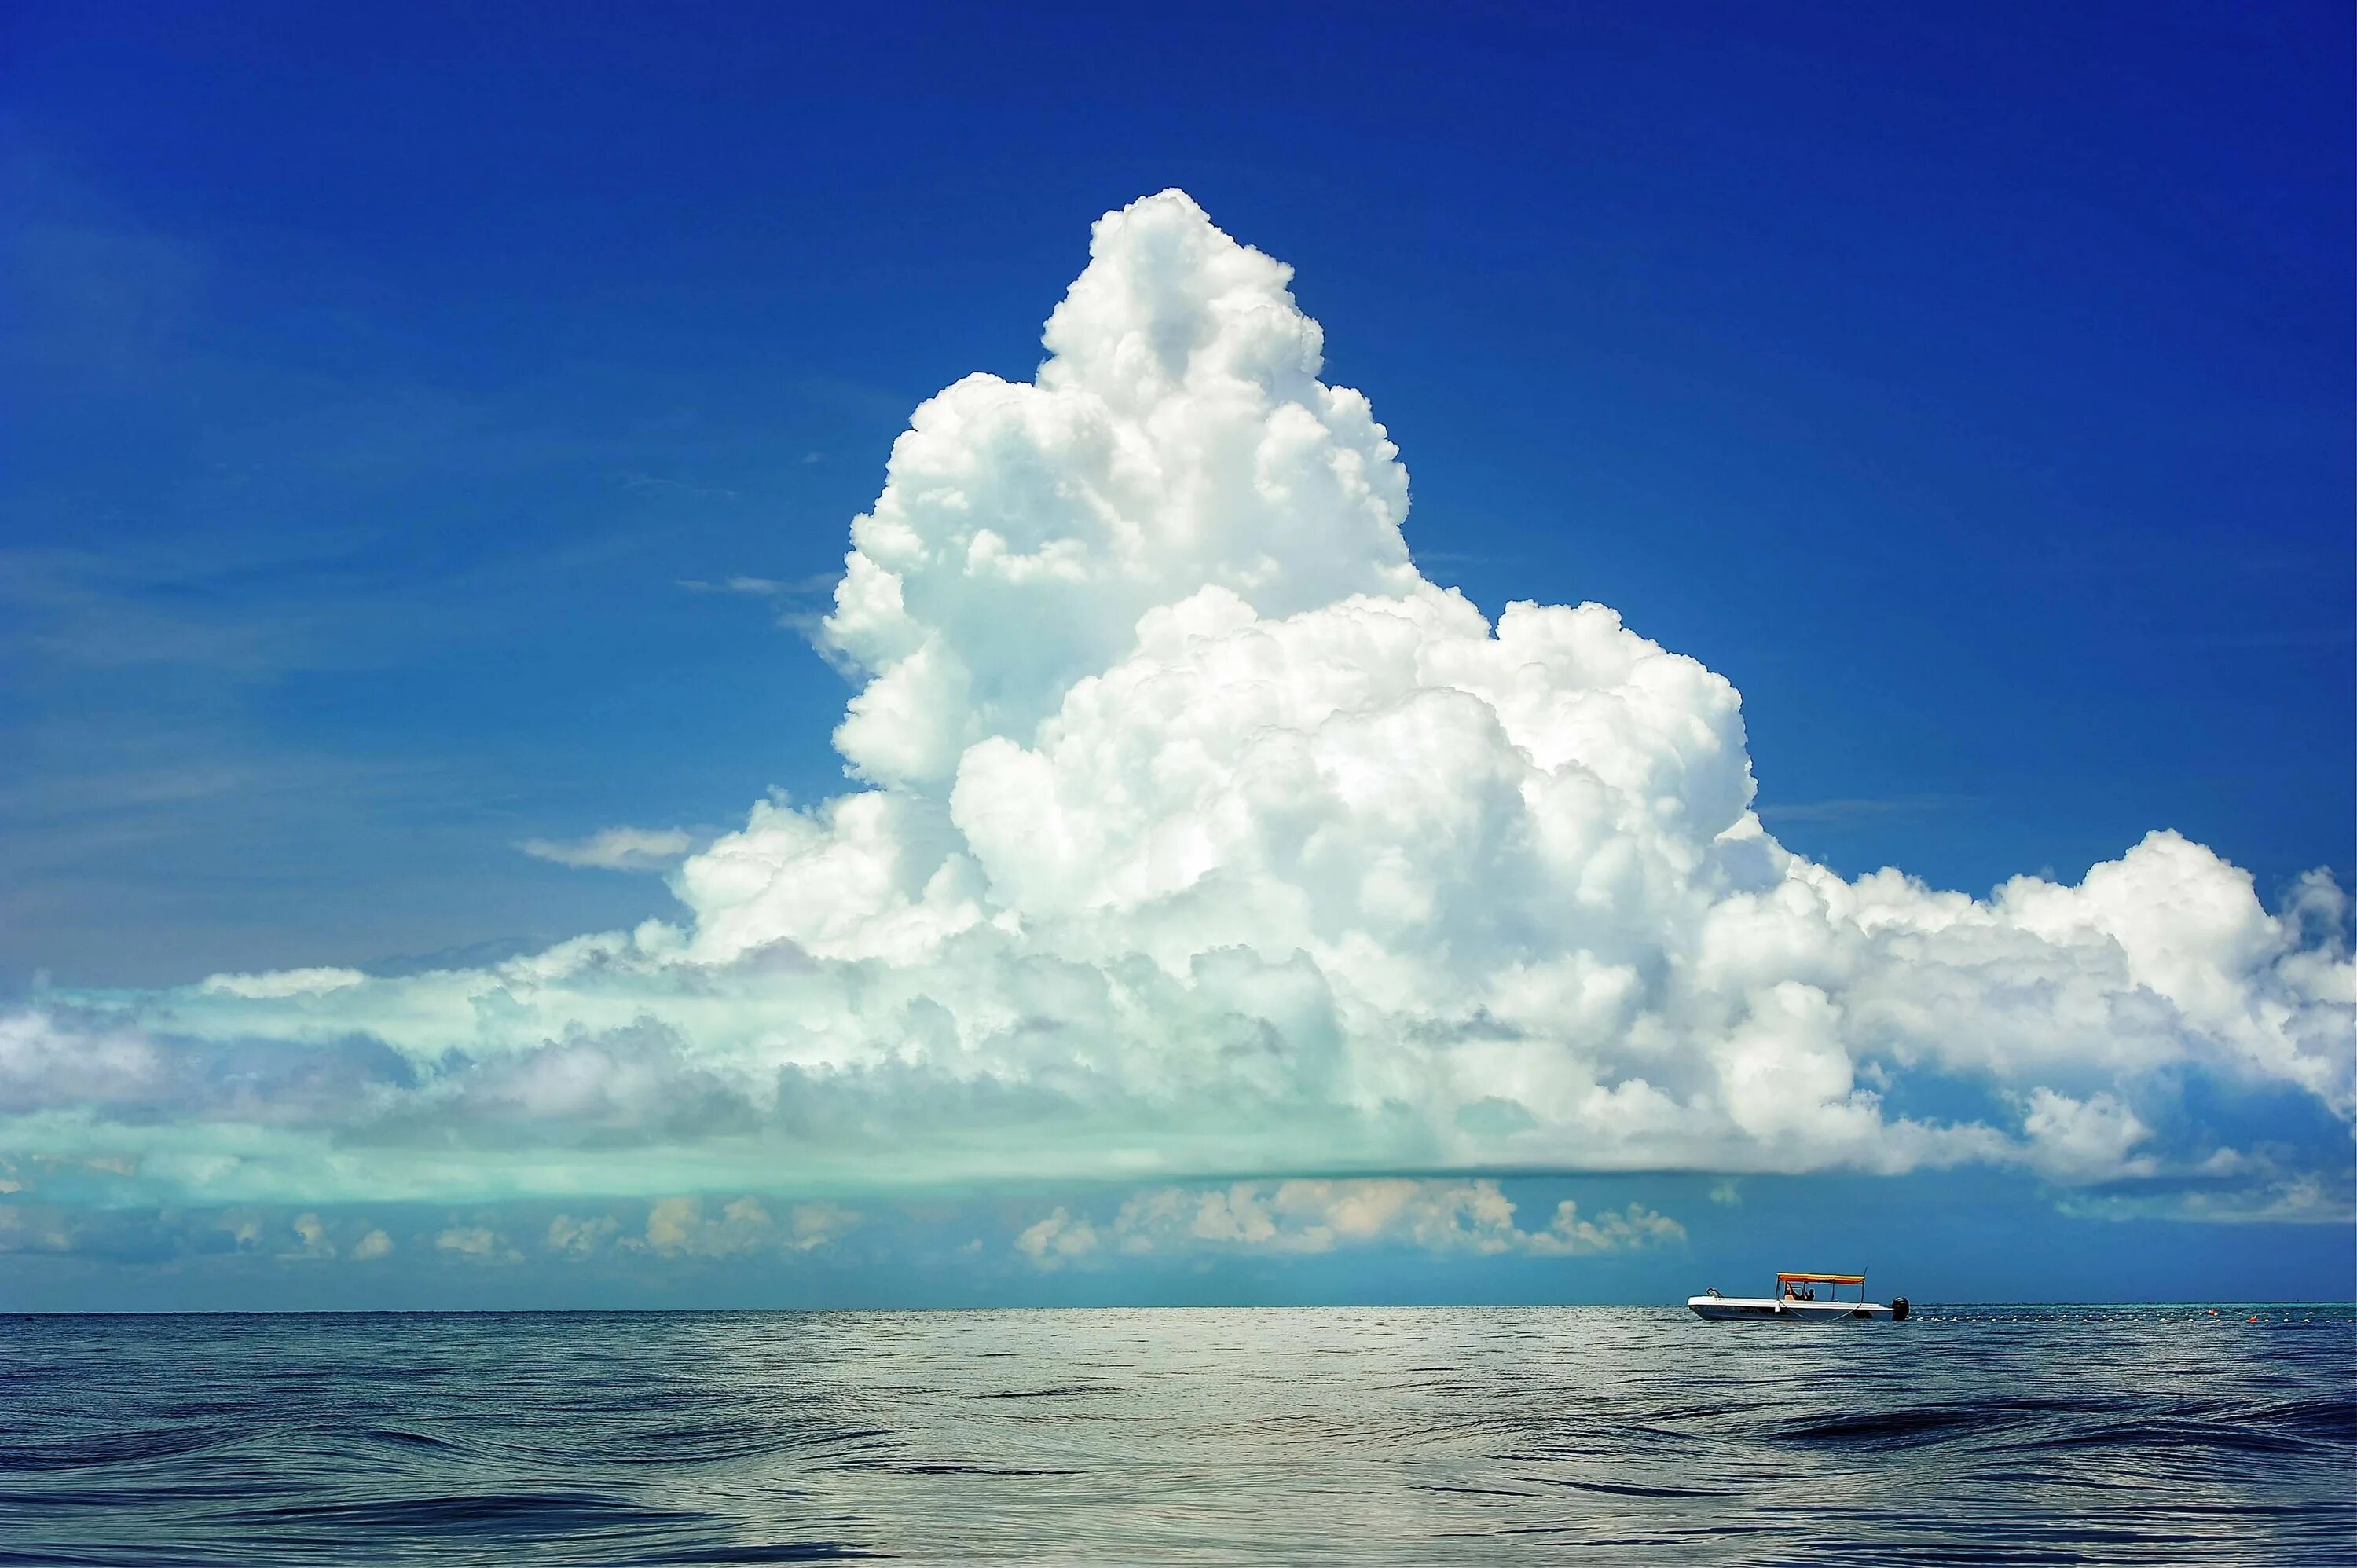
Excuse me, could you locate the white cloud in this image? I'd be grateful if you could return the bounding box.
[196,967,367,999]
[519,827,694,870]
[1523,1198,1689,1256]
[642,1196,767,1257]
[1114,1181,1534,1256]
[632,1196,859,1258]
[0,1205,76,1253]
[4,191,2350,1218]
[2018,1088,2157,1183]
[350,1227,394,1262]
[279,1211,335,1260]
[547,1213,619,1258]
[1014,1207,1100,1267]
[2058,1174,2355,1225]
[0,1008,167,1109]
[786,1201,862,1251]
[1014,1180,1684,1266]
[434,1225,519,1262]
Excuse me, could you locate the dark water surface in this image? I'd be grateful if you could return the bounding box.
[2,1306,2350,1565]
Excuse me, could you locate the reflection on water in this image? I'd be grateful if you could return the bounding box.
[2,1306,2350,1564]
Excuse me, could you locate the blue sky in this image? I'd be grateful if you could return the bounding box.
[1,2,2349,1308]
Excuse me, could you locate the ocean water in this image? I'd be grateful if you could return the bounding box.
[1,1306,2350,1566]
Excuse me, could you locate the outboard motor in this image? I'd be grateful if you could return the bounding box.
[1891,1296,1910,1321]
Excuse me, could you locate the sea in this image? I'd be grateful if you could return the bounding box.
[2,1306,2350,1565]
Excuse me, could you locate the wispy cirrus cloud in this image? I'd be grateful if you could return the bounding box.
[518,826,695,870]
[1754,793,1970,826]
[674,573,834,598]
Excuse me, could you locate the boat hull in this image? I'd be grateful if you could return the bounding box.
[1688,1295,1897,1321]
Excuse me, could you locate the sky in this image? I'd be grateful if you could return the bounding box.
[1,2,2350,1310]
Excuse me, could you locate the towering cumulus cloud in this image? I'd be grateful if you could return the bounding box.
[7,192,2351,1215]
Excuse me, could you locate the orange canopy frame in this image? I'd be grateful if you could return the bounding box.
[1777,1272,1865,1285]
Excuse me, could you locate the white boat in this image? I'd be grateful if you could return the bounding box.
[1688,1271,1908,1322]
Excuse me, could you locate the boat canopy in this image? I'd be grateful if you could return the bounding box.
[1777,1272,1865,1285]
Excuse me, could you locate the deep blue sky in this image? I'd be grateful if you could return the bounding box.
[0,5,2349,1309]
[4,0,2347,987]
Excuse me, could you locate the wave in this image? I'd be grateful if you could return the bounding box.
[1,1306,2348,1566]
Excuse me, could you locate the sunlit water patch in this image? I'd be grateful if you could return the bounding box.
[2,1307,2350,1564]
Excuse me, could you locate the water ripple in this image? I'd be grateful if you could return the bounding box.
[0,1306,2350,1564]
